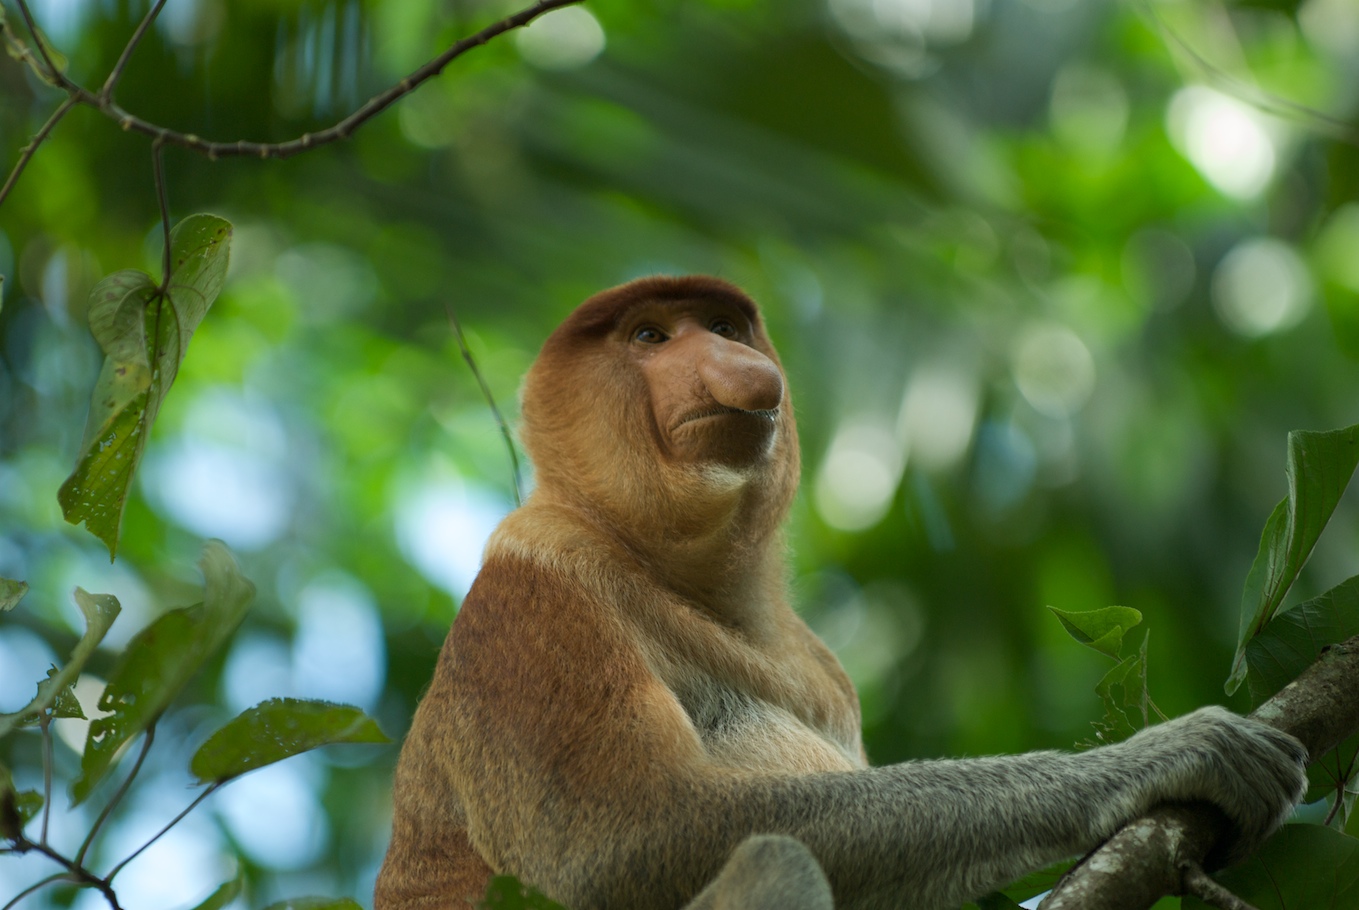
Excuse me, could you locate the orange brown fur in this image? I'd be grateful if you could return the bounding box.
[375,276,1307,910]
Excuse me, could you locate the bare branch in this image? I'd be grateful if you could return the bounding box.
[100,0,169,100]
[152,141,171,287]
[0,95,77,207]
[1041,635,1359,910]
[13,0,63,84]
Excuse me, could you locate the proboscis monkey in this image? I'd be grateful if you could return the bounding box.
[376,276,1307,910]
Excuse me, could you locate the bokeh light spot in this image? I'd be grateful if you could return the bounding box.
[515,7,605,70]
[1211,237,1312,337]
[1167,86,1277,199]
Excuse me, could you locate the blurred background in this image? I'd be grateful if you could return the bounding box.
[2,0,1358,906]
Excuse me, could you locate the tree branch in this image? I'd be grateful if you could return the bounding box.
[1041,635,1359,910]
[0,0,583,203]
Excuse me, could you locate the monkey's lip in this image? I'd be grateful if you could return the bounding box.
[674,407,779,430]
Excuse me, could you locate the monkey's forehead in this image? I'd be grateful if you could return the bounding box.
[555,275,762,339]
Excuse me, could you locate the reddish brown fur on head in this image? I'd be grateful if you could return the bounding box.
[520,276,800,568]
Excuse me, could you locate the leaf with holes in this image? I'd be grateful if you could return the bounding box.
[58,214,232,559]
[1048,605,1143,660]
[0,589,119,739]
[191,698,389,785]
[72,542,253,804]
[0,577,27,611]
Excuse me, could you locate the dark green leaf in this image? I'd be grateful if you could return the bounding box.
[480,876,569,910]
[0,577,26,611]
[72,541,254,804]
[0,589,120,739]
[1048,605,1142,660]
[1228,424,1359,694]
[14,790,42,828]
[58,214,232,558]
[1,763,20,840]
[1243,574,1359,703]
[1305,732,1358,806]
[260,899,363,910]
[191,698,389,785]
[186,877,242,910]
[972,895,1023,910]
[998,860,1071,903]
[1182,824,1359,909]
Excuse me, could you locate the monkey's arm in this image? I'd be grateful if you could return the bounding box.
[447,560,1305,910]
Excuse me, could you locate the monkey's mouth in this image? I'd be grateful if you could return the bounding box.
[674,407,779,430]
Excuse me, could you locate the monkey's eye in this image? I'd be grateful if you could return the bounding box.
[710,319,739,339]
[634,326,668,344]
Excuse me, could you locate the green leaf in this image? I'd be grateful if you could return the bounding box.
[1305,732,1359,806]
[0,588,120,739]
[186,877,242,910]
[260,899,364,910]
[1182,824,1359,909]
[1088,633,1151,745]
[998,860,1072,903]
[0,577,27,611]
[191,698,389,785]
[480,876,569,910]
[41,665,87,720]
[1048,605,1143,659]
[1242,574,1359,703]
[72,541,254,804]
[1,763,19,840]
[1227,424,1359,694]
[58,214,232,559]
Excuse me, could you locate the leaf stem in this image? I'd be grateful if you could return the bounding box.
[106,783,215,882]
[75,725,155,868]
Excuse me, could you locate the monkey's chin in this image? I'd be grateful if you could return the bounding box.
[668,411,778,468]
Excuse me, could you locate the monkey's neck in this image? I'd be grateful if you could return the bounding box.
[529,487,788,633]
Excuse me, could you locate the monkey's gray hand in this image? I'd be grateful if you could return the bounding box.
[1118,706,1308,866]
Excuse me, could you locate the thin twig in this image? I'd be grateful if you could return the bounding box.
[39,715,53,845]
[106,784,216,881]
[152,141,171,287]
[75,726,156,868]
[1,872,67,910]
[1138,0,1359,147]
[1182,864,1260,910]
[446,304,523,507]
[6,837,123,910]
[13,0,63,84]
[4,0,582,173]
[100,0,170,100]
[0,94,78,207]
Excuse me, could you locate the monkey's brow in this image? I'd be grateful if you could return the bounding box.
[621,295,758,326]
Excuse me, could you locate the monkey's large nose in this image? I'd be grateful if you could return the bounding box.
[697,340,784,413]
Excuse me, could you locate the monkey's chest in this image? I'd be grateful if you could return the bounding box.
[675,682,862,774]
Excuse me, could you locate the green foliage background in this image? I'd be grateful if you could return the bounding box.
[2,0,1359,907]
